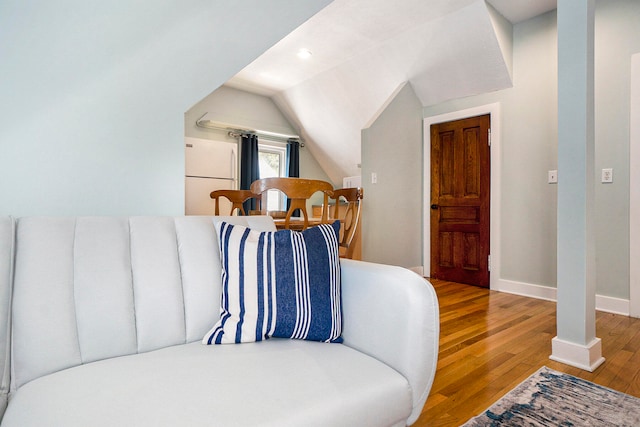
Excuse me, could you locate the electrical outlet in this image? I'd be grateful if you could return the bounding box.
[548,170,558,184]
[601,168,613,183]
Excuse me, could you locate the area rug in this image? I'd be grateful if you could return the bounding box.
[462,366,640,426]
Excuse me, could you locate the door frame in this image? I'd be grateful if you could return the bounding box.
[423,103,501,290]
[630,53,640,317]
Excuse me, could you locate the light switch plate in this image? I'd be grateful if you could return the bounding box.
[548,170,558,184]
[602,168,613,183]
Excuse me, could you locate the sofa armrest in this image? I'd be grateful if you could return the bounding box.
[0,217,14,419]
[340,259,439,425]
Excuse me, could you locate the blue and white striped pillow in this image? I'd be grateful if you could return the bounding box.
[203,221,342,345]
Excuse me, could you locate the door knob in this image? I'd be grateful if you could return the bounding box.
[431,204,439,210]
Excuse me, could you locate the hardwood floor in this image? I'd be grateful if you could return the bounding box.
[413,279,640,426]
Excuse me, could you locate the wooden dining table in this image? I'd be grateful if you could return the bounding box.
[272,216,336,231]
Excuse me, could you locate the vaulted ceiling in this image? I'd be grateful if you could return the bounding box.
[226,0,557,183]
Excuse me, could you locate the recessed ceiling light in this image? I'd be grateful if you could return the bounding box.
[297,48,313,59]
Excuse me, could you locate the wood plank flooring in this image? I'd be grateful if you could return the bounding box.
[412,279,640,426]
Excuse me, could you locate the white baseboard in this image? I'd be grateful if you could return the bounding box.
[495,279,557,302]
[595,294,630,316]
[409,266,425,276]
[495,279,630,316]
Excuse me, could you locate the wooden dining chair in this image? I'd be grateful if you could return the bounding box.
[210,189,260,216]
[330,187,363,259]
[250,177,333,230]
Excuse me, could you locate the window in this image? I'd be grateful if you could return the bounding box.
[258,142,287,211]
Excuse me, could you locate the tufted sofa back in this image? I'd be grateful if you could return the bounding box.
[10,216,275,391]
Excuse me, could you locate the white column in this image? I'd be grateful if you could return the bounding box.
[551,0,604,371]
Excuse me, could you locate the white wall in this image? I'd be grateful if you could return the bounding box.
[0,0,331,217]
[593,0,640,300]
[630,53,640,316]
[361,83,423,269]
[186,86,299,141]
[486,2,514,80]
[423,0,640,303]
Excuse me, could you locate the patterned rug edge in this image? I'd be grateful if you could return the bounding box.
[461,366,640,426]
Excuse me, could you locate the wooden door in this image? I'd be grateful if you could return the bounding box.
[430,114,490,287]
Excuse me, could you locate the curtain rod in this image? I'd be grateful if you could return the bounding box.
[196,114,304,146]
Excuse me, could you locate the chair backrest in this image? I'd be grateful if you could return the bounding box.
[330,188,363,259]
[250,178,333,230]
[210,190,260,216]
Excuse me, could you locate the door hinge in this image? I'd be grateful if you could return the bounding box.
[488,129,492,147]
[488,254,491,272]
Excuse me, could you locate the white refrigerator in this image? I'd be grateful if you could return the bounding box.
[185,137,237,215]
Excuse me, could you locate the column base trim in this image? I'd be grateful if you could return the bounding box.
[550,336,605,372]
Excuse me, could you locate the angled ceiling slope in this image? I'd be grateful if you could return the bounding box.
[227,0,555,183]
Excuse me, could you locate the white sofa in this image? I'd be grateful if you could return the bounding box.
[0,215,439,427]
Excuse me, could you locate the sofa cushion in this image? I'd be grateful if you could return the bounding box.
[1,341,412,427]
[203,221,342,344]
